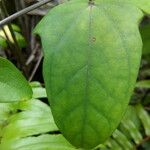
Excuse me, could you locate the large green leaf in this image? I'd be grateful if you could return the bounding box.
[34,0,150,149]
[0,57,32,102]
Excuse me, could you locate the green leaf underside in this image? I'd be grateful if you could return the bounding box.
[0,57,32,102]
[34,0,148,149]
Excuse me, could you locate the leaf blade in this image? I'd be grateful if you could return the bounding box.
[34,0,145,149]
[0,57,32,103]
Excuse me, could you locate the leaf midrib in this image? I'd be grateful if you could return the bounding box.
[80,4,93,146]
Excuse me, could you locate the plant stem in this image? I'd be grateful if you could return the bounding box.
[0,0,52,27]
[0,0,25,66]
[29,52,43,81]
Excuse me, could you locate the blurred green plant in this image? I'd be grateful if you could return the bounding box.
[0,24,27,48]
[140,23,150,55]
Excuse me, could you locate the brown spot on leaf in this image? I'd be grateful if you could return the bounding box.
[92,37,96,42]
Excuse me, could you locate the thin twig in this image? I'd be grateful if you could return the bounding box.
[29,52,43,81]
[0,0,26,68]
[0,0,52,27]
[26,43,40,65]
[144,106,150,111]
[1,0,25,64]
[1,27,13,47]
[135,136,150,149]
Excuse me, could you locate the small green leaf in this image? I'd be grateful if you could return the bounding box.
[122,106,141,129]
[0,25,27,48]
[112,129,133,150]
[11,24,21,33]
[140,24,150,55]
[0,57,32,102]
[135,104,150,136]
[0,36,7,48]
[121,119,143,144]
[119,106,142,144]
[14,32,27,48]
[30,81,42,88]
[30,82,47,98]
[106,138,122,150]
[32,87,47,98]
[136,80,150,88]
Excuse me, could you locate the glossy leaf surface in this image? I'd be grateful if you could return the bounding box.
[34,0,150,148]
[0,57,32,102]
